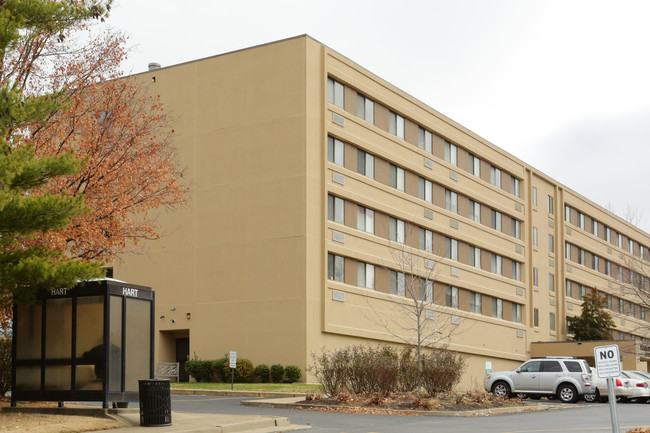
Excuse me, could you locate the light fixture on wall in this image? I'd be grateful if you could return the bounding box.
[159,315,165,319]
[186,313,191,320]
[170,306,176,311]
[171,319,176,323]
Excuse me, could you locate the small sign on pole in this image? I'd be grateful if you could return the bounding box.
[229,351,237,390]
[594,344,621,433]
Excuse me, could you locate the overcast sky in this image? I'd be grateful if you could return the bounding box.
[108,0,650,233]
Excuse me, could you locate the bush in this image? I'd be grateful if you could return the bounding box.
[420,349,466,397]
[223,358,255,383]
[285,365,302,383]
[309,349,349,396]
[212,357,229,382]
[254,364,270,383]
[185,360,212,382]
[270,364,285,383]
[397,347,420,392]
[0,338,11,397]
[366,345,399,396]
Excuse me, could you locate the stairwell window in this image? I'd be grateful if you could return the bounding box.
[327,77,344,108]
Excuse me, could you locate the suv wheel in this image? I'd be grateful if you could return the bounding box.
[557,384,578,403]
[492,381,511,398]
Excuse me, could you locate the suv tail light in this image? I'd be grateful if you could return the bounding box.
[636,382,648,388]
[581,374,591,383]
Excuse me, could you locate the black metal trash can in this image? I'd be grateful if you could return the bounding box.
[138,379,172,427]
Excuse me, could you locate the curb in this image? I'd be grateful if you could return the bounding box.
[242,397,569,417]
[171,388,309,398]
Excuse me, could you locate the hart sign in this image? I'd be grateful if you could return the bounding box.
[594,344,621,378]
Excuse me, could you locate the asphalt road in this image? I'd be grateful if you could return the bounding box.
[169,394,650,433]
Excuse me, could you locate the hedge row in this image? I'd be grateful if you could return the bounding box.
[185,355,302,383]
[309,345,466,397]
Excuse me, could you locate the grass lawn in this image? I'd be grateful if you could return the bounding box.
[170,382,322,393]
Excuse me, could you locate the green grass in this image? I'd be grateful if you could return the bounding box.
[170,382,322,393]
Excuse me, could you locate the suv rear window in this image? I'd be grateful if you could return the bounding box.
[564,360,583,372]
[541,360,562,372]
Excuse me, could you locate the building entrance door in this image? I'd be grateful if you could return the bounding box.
[176,338,189,382]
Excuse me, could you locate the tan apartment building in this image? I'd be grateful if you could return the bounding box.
[114,35,650,386]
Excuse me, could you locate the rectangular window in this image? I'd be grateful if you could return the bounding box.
[419,279,433,303]
[470,246,481,268]
[564,205,571,222]
[492,298,503,319]
[592,255,599,271]
[327,77,344,108]
[578,248,585,266]
[327,253,345,282]
[490,166,501,188]
[605,260,611,276]
[446,237,458,261]
[549,273,555,292]
[418,127,432,153]
[357,149,374,179]
[565,242,571,259]
[512,262,521,281]
[468,154,480,177]
[550,312,556,331]
[548,195,554,214]
[470,292,482,314]
[533,227,538,246]
[605,226,611,242]
[534,308,539,327]
[469,200,481,223]
[444,141,458,166]
[445,189,458,213]
[617,233,623,248]
[419,228,433,253]
[512,304,522,323]
[418,177,433,203]
[533,267,538,286]
[390,270,406,297]
[491,254,502,275]
[512,220,521,239]
[491,210,502,231]
[446,286,459,309]
[389,217,405,244]
[389,164,405,191]
[357,262,375,289]
[532,187,537,206]
[578,212,585,229]
[629,239,634,254]
[356,94,374,123]
[327,136,344,166]
[617,266,623,281]
[592,220,598,236]
[607,295,612,310]
[327,195,345,224]
[510,178,520,197]
[618,298,624,314]
[548,234,554,253]
[640,245,645,260]
[357,206,374,234]
[641,307,646,321]
[389,111,405,139]
[565,280,572,297]
[578,285,586,301]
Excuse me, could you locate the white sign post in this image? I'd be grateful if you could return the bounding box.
[594,344,621,433]
[229,351,237,390]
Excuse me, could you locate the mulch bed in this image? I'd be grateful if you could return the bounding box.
[296,391,523,416]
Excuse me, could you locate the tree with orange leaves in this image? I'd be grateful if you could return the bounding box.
[0,0,187,329]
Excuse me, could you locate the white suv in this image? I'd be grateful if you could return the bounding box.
[484,357,594,403]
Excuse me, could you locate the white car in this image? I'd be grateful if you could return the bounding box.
[587,369,650,403]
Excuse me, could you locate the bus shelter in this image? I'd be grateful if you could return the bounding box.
[11,279,154,408]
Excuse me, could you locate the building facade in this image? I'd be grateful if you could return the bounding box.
[114,35,650,386]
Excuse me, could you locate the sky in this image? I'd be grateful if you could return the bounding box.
[108,0,650,232]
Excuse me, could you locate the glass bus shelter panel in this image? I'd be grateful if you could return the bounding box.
[109,295,123,392]
[125,298,151,392]
[76,295,104,391]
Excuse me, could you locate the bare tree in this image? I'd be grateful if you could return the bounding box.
[624,205,644,228]
[364,238,465,369]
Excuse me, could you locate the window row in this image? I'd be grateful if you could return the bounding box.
[326,77,522,199]
[327,136,522,240]
[564,204,650,262]
[328,194,523,282]
[327,253,522,323]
